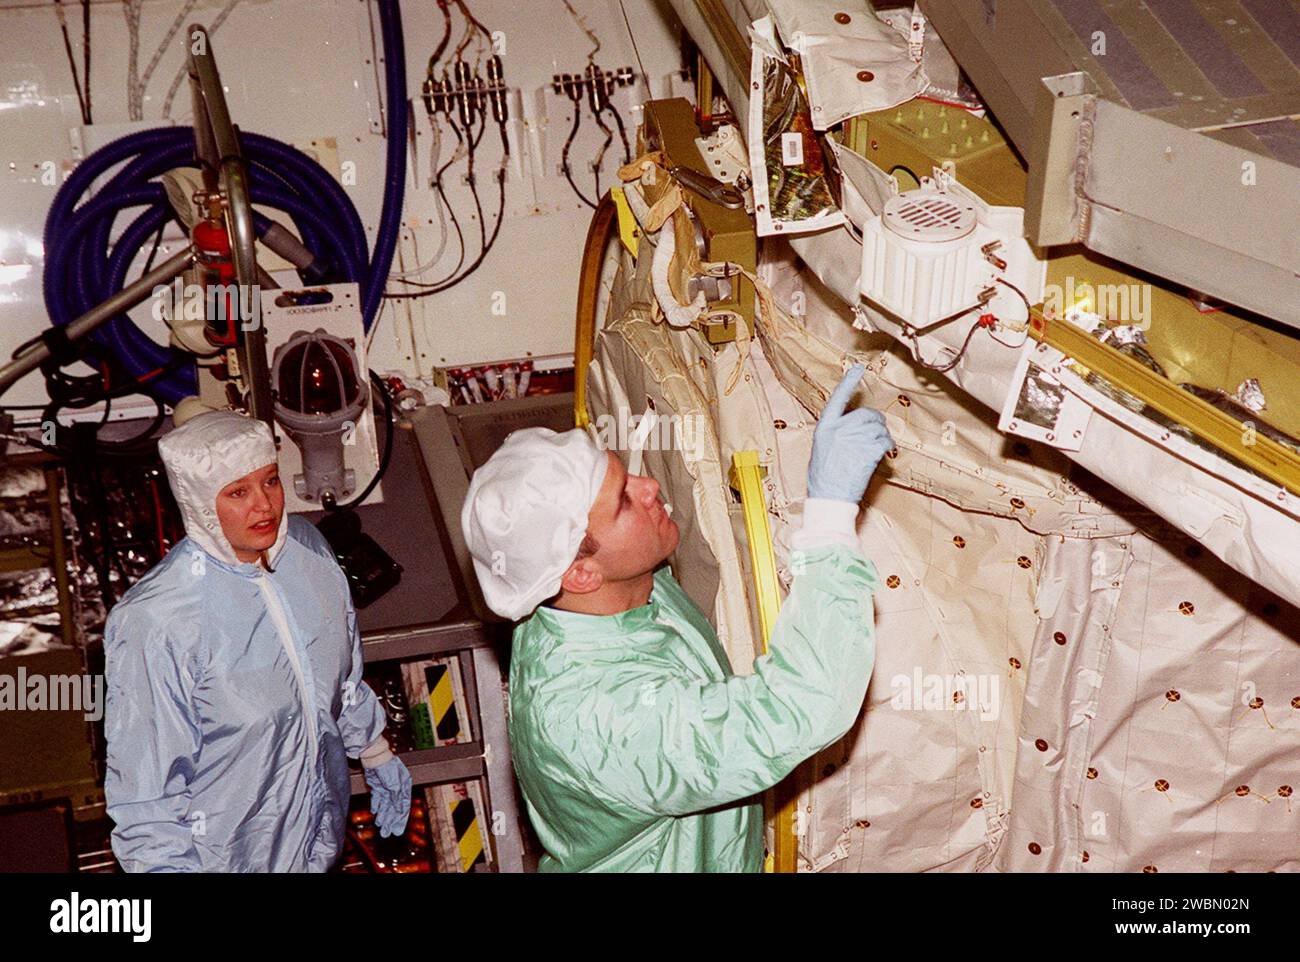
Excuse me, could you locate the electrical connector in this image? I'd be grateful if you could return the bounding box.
[981,241,1007,270]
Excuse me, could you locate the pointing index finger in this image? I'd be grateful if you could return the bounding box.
[822,363,866,421]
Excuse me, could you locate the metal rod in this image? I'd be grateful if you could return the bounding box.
[221,159,272,419]
[0,247,196,396]
[188,63,219,194]
[186,26,240,161]
[187,24,273,424]
[44,464,75,650]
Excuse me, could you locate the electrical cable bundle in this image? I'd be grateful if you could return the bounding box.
[386,0,508,300]
[904,276,1035,371]
[161,1,243,119]
[591,86,631,202]
[555,1,631,210]
[119,0,244,121]
[561,81,598,209]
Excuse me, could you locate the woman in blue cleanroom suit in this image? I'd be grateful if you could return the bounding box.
[103,410,410,872]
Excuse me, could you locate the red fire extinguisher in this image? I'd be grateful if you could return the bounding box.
[192,194,239,346]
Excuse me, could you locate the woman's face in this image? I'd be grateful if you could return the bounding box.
[215,462,284,563]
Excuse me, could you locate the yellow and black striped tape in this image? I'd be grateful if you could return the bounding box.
[449,790,486,872]
[425,662,461,744]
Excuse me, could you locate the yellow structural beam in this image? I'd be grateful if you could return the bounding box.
[1028,310,1300,497]
[729,450,798,874]
[729,451,782,641]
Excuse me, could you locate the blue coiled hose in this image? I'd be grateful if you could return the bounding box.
[41,0,407,406]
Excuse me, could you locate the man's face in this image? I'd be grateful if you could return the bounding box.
[578,451,679,583]
[215,462,284,561]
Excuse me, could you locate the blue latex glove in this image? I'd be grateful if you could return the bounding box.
[362,755,413,838]
[807,364,894,504]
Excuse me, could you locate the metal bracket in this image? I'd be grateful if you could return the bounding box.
[1024,72,1097,247]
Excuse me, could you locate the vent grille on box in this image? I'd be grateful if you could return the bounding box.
[883,192,977,243]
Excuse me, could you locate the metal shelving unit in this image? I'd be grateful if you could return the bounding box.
[349,617,521,873]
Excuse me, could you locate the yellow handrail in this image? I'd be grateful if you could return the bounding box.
[730,450,798,874]
[730,451,782,640]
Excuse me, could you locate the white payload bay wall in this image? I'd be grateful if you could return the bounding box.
[0,0,686,415]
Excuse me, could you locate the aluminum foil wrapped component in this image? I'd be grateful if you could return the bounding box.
[1079,326,1168,416]
[0,621,63,657]
[0,455,178,662]
[1012,367,1067,430]
[0,466,55,540]
[748,17,845,236]
[0,567,64,623]
[1233,378,1266,413]
[1179,383,1300,455]
[0,465,73,655]
[1096,324,1150,349]
[760,54,836,222]
[1072,319,1300,475]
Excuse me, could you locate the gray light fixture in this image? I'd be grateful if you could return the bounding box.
[271,329,368,505]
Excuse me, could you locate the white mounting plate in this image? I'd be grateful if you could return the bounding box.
[998,340,1093,452]
[261,282,383,513]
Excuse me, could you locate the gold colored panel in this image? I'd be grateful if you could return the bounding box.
[643,98,756,344]
[845,99,1028,207]
[1044,251,1300,439]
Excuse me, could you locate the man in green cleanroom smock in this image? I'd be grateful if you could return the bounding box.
[461,366,892,872]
